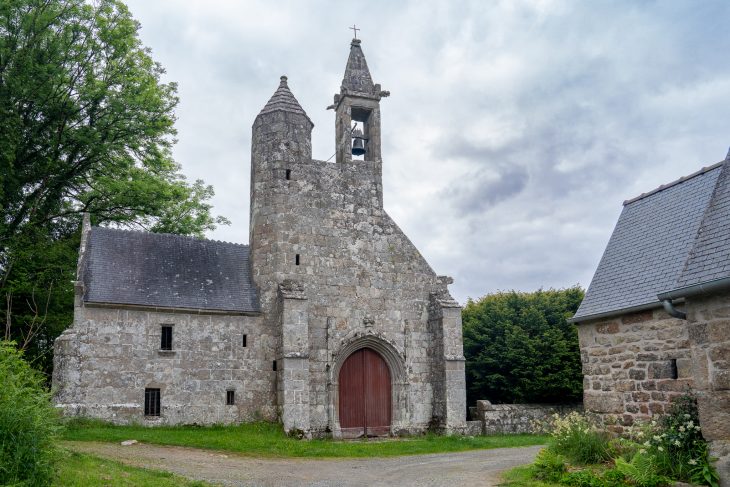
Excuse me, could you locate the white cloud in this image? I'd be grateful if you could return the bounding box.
[125,0,730,303]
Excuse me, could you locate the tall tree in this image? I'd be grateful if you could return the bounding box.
[462,287,585,405]
[0,0,228,373]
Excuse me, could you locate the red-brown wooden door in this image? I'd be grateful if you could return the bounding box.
[338,348,391,438]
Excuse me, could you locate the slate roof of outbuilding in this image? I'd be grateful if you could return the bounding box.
[573,161,727,321]
[675,162,730,287]
[83,227,259,313]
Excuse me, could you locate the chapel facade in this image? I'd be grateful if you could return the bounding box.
[52,38,467,437]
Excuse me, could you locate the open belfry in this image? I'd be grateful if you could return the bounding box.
[53,37,467,437]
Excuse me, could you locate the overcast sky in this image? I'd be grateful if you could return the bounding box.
[125,0,730,304]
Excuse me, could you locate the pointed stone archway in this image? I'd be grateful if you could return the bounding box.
[329,335,408,438]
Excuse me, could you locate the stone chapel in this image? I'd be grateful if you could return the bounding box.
[52,38,467,437]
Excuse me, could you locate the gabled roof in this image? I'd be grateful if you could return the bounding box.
[258,76,312,124]
[573,161,726,321]
[674,162,730,288]
[83,227,259,313]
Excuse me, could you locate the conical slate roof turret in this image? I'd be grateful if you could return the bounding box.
[341,39,375,95]
[258,76,312,124]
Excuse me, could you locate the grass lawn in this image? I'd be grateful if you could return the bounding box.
[61,420,548,458]
[54,449,212,486]
[499,465,560,487]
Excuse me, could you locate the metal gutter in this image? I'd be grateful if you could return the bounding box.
[657,276,730,301]
[568,301,664,324]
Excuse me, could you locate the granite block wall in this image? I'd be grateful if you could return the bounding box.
[53,305,275,425]
[577,308,692,433]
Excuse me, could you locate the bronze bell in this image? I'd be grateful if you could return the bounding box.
[351,128,366,156]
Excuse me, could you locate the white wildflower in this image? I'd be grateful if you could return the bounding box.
[658,446,664,452]
[684,414,691,419]
[644,441,651,447]
[674,440,681,447]
[689,459,698,466]
[640,449,647,454]
[688,420,694,428]
[679,426,686,432]
[653,435,661,441]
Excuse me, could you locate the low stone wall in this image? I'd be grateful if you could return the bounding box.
[470,400,582,435]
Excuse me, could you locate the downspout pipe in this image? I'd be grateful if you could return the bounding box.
[661,299,686,320]
[657,276,730,321]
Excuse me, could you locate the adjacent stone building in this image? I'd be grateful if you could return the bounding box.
[572,151,730,481]
[53,38,467,437]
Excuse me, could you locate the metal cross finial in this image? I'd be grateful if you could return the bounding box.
[349,24,360,39]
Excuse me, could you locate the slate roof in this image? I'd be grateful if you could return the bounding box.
[573,161,726,321]
[258,76,312,124]
[674,162,730,287]
[83,227,259,313]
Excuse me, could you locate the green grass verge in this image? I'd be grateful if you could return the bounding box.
[54,449,212,486]
[61,419,548,458]
[499,465,561,487]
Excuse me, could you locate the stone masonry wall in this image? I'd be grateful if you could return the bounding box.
[250,113,465,434]
[53,304,275,425]
[470,400,582,435]
[685,293,730,486]
[578,307,692,432]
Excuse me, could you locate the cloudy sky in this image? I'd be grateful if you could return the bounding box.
[125,0,730,304]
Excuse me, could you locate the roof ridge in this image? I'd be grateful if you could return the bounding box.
[92,226,249,248]
[623,160,726,206]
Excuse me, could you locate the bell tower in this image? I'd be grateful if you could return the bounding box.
[330,38,389,164]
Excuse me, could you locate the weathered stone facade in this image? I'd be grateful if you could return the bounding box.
[53,38,467,436]
[577,308,692,431]
[685,293,730,485]
[574,155,730,485]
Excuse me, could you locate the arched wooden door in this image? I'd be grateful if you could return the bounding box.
[338,348,392,438]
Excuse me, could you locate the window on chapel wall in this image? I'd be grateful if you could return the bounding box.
[160,325,173,350]
[145,388,160,416]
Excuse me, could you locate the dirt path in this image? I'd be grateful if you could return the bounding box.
[63,440,542,486]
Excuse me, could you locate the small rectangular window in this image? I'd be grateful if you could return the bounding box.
[273,360,277,371]
[285,169,291,180]
[145,388,160,416]
[242,334,247,347]
[226,390,235,405]
[670,359,678,380]
[295,254,300,266]
[161,325,173,350]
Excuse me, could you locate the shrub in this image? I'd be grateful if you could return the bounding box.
[547,412,611,465]
[614,453,669,487]
[634,393,719,486]
[0,341,60,486]
[533,448,568,482]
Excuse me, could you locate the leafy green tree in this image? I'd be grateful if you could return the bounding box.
[0,0,228,373]
[462,287,584,405]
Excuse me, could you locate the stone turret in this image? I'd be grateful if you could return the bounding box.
[249,76,313,309]
[332,39,389,165]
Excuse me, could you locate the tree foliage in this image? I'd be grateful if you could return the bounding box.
[0,0,228,373]
[462,287,584,405]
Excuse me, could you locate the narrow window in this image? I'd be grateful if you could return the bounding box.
[285,169,291,180]
[670,359,678,380]
[295,254,300,266]
[273,360,277,371]
[242,334,247,347]
[161,325,172,350]
[145,388,161,416]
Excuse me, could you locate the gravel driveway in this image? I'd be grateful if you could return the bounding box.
[64,440,543,486]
